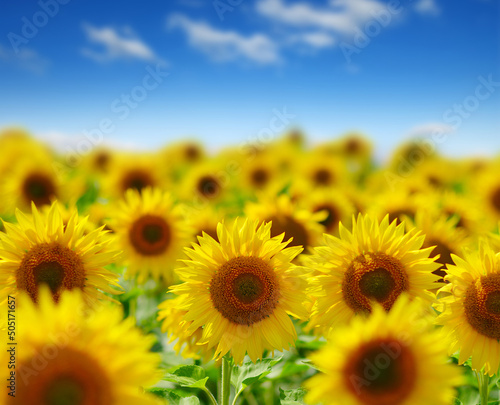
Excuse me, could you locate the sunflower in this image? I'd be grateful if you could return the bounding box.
[300,187,355,235]
[367,187,424,225]
[81,147,115,176]
[160,140,206,167]
[0,155,70,214]
[239,154,279,192]
[305,294,463,405]
[100,152,166,200]
[5,287,161,404]
[245,193,325,252]
[157,295,211,361]
[431,190,487,238]
[307,214,440,334]
[184,204,225,242]
[179,160,232,207]
[168,218,309,364]
[0,202,121,304]
[435,242,500,376]
[407,210,470,281]
[298,152,348,189]
[110,187,191,284]
[474,164,500,226]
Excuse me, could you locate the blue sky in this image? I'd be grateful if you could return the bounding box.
[0,0,499,159]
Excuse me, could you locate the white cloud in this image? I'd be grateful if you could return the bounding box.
[168,14,281,65]
[81,23,165,64]
[0,44,49,74]
[256,0,387,34]
[405,122,454,138]
[293,32,336,48]
[36,131,147,153]
[414,0,440,16]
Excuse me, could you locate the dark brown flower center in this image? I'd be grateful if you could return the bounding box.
[464,273,500,339]
[17,347,112,405]
[490,187,500,214]
[94,151,110,172]
[210,256,280,325]
[314,203,340,232]
[17,243,85,302]
[345,137,361,154]
[267,215,309,248]
[185,144,201,162]
[121,169,154,194]
[344,338,416,405]
[342,252,409,313]
[427,239,454,280]
[197,175,221,198]
[313,168,333,186]
[250,168,270,188]
[22,173,56,207]
[129,215,171,256]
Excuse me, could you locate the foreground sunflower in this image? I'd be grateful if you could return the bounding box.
[4,287,160,405]
[111,187,191,284]
[0,202,121,304]
[435,242,500,376]
[168,218,309,364]
[308,214,440,334]
[305,294,462,405]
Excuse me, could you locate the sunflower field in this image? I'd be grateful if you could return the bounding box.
[2,127,500,405]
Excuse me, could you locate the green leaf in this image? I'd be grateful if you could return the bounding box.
[300,359,322,371]
[279,387,307,405]
[147,388,200,405]
[163,365,208,389]
[278,361,310,379]
[231,356,283,393]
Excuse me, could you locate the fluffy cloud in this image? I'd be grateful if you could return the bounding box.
[168,14,281,65]
[256,0,388,34]
[81,23,165,64]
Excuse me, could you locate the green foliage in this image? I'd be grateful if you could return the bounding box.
[279,387,307,405]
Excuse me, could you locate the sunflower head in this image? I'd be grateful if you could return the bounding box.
[0,202,121,304]
[308,214,441,333]
[169,218,309,364]
[436,241,500,375]
[8,287,161,405]
[111,187,191,284]
[305,294,463,405]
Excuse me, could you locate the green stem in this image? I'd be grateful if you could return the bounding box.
[222,356,233,405]
[476,370,490,405]
[200,386,219,405]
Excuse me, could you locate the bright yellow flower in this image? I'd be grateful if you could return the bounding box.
[111,187,191,284]
[1,287,161,405]
[0,202,121,304]
[305,294,463,405]
[436,242,500,376]
[169,218,309,364]
[308,214,440,334]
